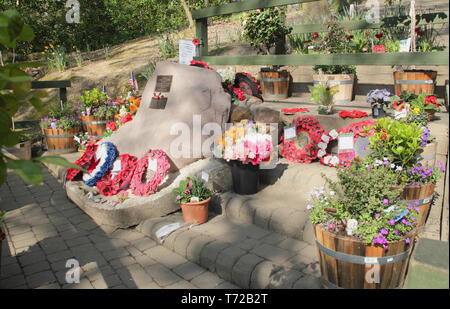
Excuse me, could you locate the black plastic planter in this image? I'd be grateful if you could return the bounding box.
[372,105,386,118]
[229,161,259,195]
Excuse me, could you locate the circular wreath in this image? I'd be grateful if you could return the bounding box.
[66,142,98,181]
[96,154,138,196]
[130,149,171,196]
[235,72,263,101]
[82,142,118,187]
[279,116,324,163]
[338,110,368,119]
[317,129,340,167]
[337,119,376,167]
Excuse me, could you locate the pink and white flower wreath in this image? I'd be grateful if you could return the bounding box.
[317,129,340,167]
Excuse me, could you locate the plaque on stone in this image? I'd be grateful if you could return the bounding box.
[154,75,173,92]
[149,98,168,109]
[355,136,372,158]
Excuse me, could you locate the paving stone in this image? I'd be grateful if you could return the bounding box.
[23,260,51,276]
[173,261,206,281]
[17,250,46,267]
[213,281,241,289]
[95,239,129,252]
[123,264,155,288]
[173,230,197,257]
[12,235,37,248]
[216,246,247,282]
[91,279,109,289]
[186,235,215,264]
[109,256,137,270]
[102,274,123,288]
[1,261,22,278]
[239,224,271,240]
[293,275,322,289]
[26,270,57,289]
[267,267,303,289]
[134,254,157,268]
[101,248,130,261]
[251,243,297,264]
[199,240,231,272]
[65,236,91,247]
[40,239,69,254]
[298,245,318,263]
[237,238,261,251]
[64,278,94,289]
[225,196,247,220]
[190,271,224,289]
[145,245,188,269]
[231,254,264,288]
[238,201,257,224]
[0,274,27,288]
[250,260,278,289]
[131,237,157,252]
[282,254,309,272]
[110,229,145,242]
[300,261,321,279]
[278,238,309,253]
[36,282,61,289]
[10,231,35,243]
[145,264,182,287]
[126,245,144,257]
[47,250,74,263]
[1,255,18,266]
[165,280,198,289]
[162,229,185,251]
[260,233,287,246]
[253,207,276,230]
[77,221,99,231]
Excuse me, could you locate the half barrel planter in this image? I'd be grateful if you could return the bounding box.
[393,70,437,96]
[314,225,415,289]
[420,141,437,167]
[401,183,435,228]
[43,127,80,154]
[80,116,111,139]
[313,74,355,104]
[259,70,290,100]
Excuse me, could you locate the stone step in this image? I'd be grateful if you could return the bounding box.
[137,214,321,289]
[210,160,337,245]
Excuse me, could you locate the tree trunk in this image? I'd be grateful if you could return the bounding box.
[181,0,194,28]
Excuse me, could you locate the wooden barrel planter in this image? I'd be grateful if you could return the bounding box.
[425,110,436,121]
[401,183,435,228]
[419,141,437,167]
[393,70,437,96]
[80,116,110,138]
[259,70,289,100]
[43,127,80,154]
[1,140,31,160]
[314,225,415,289]
[312,74,355,104]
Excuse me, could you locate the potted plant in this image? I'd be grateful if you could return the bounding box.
[40,103,81,154]
[308,158,418,289]
[391,91,442,121]
[366,89,392,118]
[242,7,292,100]
[74,132,100,153]
[372,31,386,53]
[368,118,442,226]
[173,177,212,224]
[214,121,273,195]
[77,88,120,138]
[311,19,356,104]
[308,80,339,114]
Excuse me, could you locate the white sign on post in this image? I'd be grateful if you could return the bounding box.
[338,133,355,152]
[399,38,411,52]
[179,40,196,65]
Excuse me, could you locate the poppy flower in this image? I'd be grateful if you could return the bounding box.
[120,113,133,125]
[312,33,319,38]
[305,40,312,44]
[347,34,354,40]
[375,33,383,39]
[106,122,117,131]
[192,38,200,46]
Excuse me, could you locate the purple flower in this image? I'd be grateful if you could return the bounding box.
[389,219,395,225]
[383,245,389,250]
[405,238,411,244]
[394,230,399,235]
[176,195,182,200]
[383,199,389,205]
[380,228,388,235]
[401,218,408,225]
[183,189,191,195]
[375,213,381,218]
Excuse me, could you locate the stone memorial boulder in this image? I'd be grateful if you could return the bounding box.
[105,61,231,170]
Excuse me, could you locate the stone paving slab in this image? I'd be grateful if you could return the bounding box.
[0,169,237,289]
[138,214,321,289]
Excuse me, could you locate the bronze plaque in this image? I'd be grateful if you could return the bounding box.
[154,75,173,92]
[149,98,168,110]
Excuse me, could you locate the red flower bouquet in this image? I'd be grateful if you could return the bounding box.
[338,110,368,119]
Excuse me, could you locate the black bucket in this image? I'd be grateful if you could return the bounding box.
[229,161,259,195]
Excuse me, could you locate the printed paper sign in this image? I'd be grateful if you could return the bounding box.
[338,133,354,152]
[355,136,372,158]
[399,38,411,52]
[179,40,196,65]
[284,126,297,141]
[149,159,158,172]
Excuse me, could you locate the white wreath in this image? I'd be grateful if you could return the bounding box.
[317,129,340,167]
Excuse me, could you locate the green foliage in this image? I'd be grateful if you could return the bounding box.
[43,44,68,72]
[309,158,418,246]
[172,177,212,203]
[93,104,119,119]
[1,10,83,185]
[308,82,339,107]
[139,59,158,81]
[241,7,292,55]
[369,118,423,168]
[157,35,178,59]
[79,88,109,109]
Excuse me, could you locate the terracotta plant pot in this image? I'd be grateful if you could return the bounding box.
[425,109,436,121]
[314,224,415,289]
[180,197,211,224]
[43,127,80,154]
[401,183,436,228]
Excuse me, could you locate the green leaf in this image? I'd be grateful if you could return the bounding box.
[35,156,87,172]
[0,131,22,147]
[6,158,43,185]
[0,157,6,186]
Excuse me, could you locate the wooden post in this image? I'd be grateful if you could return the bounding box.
[196,18,208,57]
[59,87,67,106]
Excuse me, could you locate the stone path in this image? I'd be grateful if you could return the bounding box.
[0,169,238,289]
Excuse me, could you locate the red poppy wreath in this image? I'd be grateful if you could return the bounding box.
[279,116,324,163]
[338,110,368,119]
[317,129,340,167]
[337,119,376,167]
[96,154,138,196]
[130,149,171,197]
[66,142,98,181]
